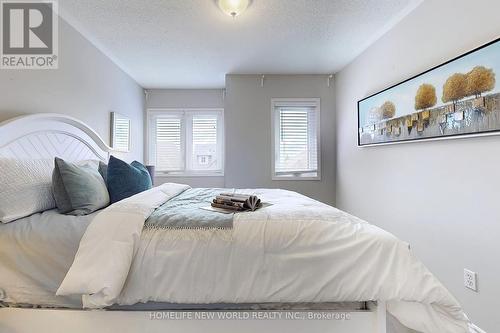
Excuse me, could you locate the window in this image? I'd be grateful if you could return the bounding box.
[147,109,224,176]
[272,98,320,180]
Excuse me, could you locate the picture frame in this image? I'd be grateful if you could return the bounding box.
[110,112,131,152]
[358,38,500,146]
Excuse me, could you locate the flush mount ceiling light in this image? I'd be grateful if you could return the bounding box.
[217,0,250,18]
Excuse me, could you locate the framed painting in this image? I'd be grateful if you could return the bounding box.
[358,38,500,146]
[110,112,131,152]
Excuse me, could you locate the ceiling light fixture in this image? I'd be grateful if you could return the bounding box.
[217,0,250,18]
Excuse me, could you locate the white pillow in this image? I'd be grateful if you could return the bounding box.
[0,159,56,223]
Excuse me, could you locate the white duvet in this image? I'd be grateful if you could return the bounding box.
[57,184,470,333]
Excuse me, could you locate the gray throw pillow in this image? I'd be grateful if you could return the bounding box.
[98,161,108,184]
[52,157,110,215]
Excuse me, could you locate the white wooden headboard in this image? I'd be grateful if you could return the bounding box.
[0,113,115,162]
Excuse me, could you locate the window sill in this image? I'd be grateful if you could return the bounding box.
[155,172,224,178]
[272,175,321,181]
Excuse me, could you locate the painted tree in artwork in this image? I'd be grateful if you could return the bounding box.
[414,84,437,110]
[442,73,468,105]
[368,107,382,124]
[466,66,496,98]
[380,101,396,119]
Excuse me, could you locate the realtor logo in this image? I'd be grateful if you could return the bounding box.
[1,0,58,69]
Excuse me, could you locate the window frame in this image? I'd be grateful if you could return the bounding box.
[147,108,225,177]
[271,98,321,181]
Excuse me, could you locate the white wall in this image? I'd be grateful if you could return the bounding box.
[335,0,500,330]
[225,75,336,205]
[145,89,225,187]
[0,17,144,162]
[145,82,336,206]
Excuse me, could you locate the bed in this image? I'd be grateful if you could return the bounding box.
[0,114,472,333]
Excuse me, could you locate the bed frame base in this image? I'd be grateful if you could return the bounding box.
[0,302,387,333]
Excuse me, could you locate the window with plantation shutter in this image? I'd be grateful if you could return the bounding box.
[272,99,320,180]
[148,109,224,176]
[190,115,219,171]
[155,116,183,171]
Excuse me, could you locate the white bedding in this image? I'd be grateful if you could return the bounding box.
[0,209,95,307]
[57,184,470,333]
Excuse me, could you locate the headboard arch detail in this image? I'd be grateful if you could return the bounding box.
[0,113,116,162]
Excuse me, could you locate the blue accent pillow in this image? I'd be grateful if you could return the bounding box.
[107,156,153,203]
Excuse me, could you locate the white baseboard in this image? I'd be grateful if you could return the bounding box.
[470,323,487,333]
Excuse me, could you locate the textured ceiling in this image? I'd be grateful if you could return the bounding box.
[59,0,422,88]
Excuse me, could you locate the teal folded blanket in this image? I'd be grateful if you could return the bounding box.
[144,188,234,230]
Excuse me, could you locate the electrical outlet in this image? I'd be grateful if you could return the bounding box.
[464,269,477,291]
